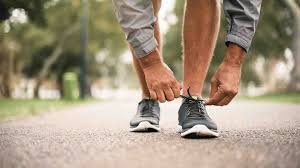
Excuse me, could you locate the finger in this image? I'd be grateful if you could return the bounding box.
[217,93,236,106]
[171,81,181,98]
[149,90,157,100]
[155,89,166,103]
[209,80,218,99]
[205,89,227,105]
[163,87,175,101]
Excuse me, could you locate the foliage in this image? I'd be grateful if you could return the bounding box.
[0,0,50,25]
[163,1,294,88]
[1,0,127,92]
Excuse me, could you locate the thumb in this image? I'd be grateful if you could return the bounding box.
[208,79,218,99]
[205,89,226,106]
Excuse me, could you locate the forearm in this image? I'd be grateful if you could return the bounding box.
[112,0,158,58]
[223,0,262,52]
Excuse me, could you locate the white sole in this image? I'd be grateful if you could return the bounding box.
[180,124,219,137]
[129,121,160,132]
[177,125,183,133]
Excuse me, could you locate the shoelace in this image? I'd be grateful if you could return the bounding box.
[180,88,206,118]
[140,99,156,117]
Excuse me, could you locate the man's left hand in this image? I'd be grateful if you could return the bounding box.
[206,43,245,106]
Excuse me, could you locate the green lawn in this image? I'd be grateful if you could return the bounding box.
[0,99,94,122]
[239,93,300,104]
[1,93,298,122]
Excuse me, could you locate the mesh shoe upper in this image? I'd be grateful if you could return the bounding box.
[130,99,160,127]
[178,95,218,131]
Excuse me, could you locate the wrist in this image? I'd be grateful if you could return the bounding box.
[138,49,163,69]
[223,43,245,67]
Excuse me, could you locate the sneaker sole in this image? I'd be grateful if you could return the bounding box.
[180,124,219,138]
[129,121,160,132]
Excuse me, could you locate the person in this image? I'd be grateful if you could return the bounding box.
[112,0,262,138]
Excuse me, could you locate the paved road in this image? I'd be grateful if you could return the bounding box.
[1,98,300,168]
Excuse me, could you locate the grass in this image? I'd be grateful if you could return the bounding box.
[1,93,298,122]
[0,99,95,122]
[239,93,300,104]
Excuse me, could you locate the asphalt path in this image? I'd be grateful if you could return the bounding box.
[1,98,300,168]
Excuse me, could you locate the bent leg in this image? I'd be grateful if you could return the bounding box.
[183,0,220,97]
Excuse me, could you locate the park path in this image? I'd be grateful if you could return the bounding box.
[0,97,300,168]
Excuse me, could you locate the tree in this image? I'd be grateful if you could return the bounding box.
[282,0,300,92]
[0,0,127,98]
[163,0,298,93]
[0,0,49,25]
[0,0,50,97]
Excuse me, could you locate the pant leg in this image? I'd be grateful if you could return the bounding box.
[112,0,157,58]
[223,0,262,52]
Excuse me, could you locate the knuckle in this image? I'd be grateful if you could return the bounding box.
[149,88,155,92]
[228,90,234,94]
[220,88,228,94]
[221,85,231,93]
[151,82,159,88]
[232,89,238,95]
[166,79,173,85]
[228,89,238,95]
[222,86,231,93]
[171,80,178,86]
[160,81,169,87]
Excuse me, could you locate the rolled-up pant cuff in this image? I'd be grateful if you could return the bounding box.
[225,33,251,52]
[132,36,158,58]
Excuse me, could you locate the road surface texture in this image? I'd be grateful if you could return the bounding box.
[1,98,300,168]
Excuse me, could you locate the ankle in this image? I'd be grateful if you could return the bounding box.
[182,87,202,99]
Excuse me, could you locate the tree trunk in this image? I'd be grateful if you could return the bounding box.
[34,23,80,98]
[0,47,14,98]
[283,0,300,92]
[288,13,300,91]
[260,57,280,92]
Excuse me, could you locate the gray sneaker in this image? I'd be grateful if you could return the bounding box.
[129,98,160,132]
[178,91,219,138]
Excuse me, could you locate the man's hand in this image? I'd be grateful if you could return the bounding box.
[206,43,245,106]
[139,49,181,103]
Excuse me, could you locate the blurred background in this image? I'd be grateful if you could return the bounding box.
[0,0,299,120]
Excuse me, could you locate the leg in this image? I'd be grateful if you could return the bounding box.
[183,0,221,97]
[131,0,161,98]
[178,0,221,137]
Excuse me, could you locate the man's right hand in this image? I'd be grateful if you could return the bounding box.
[139,49,181,103]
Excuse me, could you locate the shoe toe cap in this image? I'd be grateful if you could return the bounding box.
[182,118,217,131]
[130,117,159,127]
